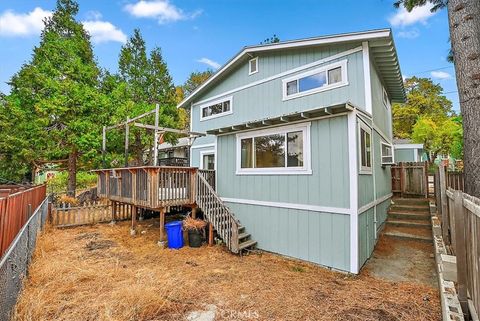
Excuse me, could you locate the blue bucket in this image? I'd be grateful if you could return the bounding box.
[165,221,184,249]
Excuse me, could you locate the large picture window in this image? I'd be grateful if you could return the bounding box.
[359,121,372,174]
[282,60,348,100]
[236,123,311,175]
[199,96,233,121]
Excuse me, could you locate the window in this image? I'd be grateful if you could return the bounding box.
[382,87,389,108]
[381,142,394,165]
[200,96,233,121]
[236,123,311,175]
[282,60,348,100]
[359,122,372,174]
[200,150,215,170]
[249,57,258,75]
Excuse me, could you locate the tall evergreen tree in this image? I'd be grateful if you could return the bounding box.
[4,0,107,194]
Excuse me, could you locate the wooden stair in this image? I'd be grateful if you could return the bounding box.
[195,172,256,253]
[383,198,433,243]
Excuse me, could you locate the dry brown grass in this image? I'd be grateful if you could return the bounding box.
[13,220,441,321]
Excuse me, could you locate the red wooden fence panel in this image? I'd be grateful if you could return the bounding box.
[0,185,46,257]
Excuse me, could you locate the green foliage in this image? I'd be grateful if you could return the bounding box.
[393,77,454,138]
[393,0,446,12]
[47,171,97,194]
[0,0,109,185]
[261,34,280,44]
[175,70,213,129]
[411,116,462,162]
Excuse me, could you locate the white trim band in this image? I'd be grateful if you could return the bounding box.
[221,197,353,215]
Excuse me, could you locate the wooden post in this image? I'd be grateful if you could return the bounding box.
[130,205,137,235]
[191,205,197,219]
[399,162,404,198]
[439,164,449,243]
[153,104,159,166]
[102,125,106,168]
[125,116,130,167]
[453,190,469,318]
[111,201,116,223]
[424,161,429,198]
[208,222,214,246]
[158,207,166,247]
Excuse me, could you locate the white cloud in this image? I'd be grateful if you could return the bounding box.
[85,10,103,21]
[82,20,127,44]
[124,0,201,24]
[197,58,220,69]
[389,3,436,27]
[397,29,420,39]
[0,7,52,37]
[431,71,452,79]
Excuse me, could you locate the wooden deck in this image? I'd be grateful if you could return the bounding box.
[93,166,214,209]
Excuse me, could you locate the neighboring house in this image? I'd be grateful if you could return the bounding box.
[393,139,427,163]
[158,137,191,166]
[178,29,405,274]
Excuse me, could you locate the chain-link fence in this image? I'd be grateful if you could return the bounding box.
[0,198,48,321]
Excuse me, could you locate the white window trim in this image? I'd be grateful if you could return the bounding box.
[248,57,258,75]
[282,59,348,101]
[236,122,312,175]
[358,120,373,175]
[199,96,233,121]
[380,141,394,165]
[199,149,215,170]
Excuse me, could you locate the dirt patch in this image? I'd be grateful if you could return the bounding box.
[85,239,116,251]
[75,231,100,240]
[13,220,441,321]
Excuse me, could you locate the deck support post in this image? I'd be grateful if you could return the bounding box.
[158,207,166,248]
[208,222,214,246]
[191,205,197,219]
[130,205,137,236]
[139,208,144,221]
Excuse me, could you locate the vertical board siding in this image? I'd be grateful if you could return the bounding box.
[191,49,365,135]
[370,60,392,139]
[394,149,416,162]
[373,131,393,198]
[216,116,350,208]
[226,202,350,272]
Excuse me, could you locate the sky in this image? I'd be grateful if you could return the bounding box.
[0,0,459,111]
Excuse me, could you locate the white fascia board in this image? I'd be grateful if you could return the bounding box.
[177,29,391,109]
[394,144,424,149]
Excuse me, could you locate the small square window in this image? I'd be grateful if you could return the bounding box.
[286,80,298,95]
[249,57,258,75]
[381,142,394,165]
[359,123,372,174]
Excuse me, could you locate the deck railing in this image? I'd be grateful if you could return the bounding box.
[95,166,197,209]
[195,171,239,253]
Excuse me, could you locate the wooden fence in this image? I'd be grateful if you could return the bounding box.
[0,185,47,258]
[391,162,429,197]
[436,164,479,319]
[51,200,132,227]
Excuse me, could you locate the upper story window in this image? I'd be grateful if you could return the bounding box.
[200,96,233,121]
[236,123,311,175]
[249,57,258,75]
[382,87,389,108]
[359,121,372,174]
[282,60,348,100]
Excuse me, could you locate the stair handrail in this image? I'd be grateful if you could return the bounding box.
[195,171,239,252]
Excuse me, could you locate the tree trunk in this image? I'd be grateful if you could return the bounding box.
[67,148,77,197]
[448,0,480,197]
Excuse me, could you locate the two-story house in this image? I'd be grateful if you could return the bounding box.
[178,29,405,274]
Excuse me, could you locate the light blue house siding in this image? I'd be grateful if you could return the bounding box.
[395,149,415,162]
[356,56,394,268]
[184,32,403,273]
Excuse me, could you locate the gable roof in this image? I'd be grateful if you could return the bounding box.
[177,28,406,109]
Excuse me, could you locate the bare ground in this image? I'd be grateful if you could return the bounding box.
[13,220,441,321]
